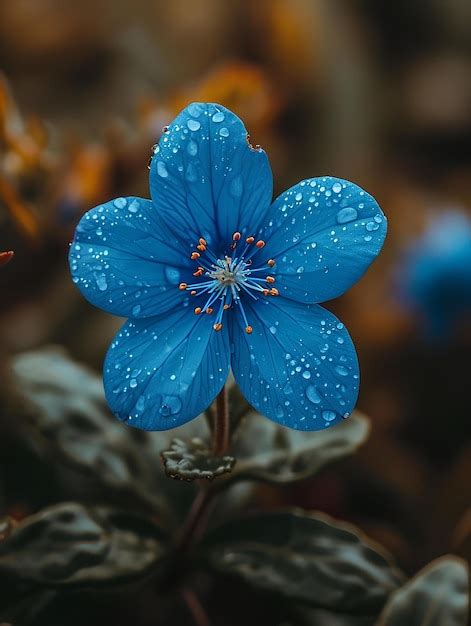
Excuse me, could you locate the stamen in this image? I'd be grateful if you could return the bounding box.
[270,288,279,296]
[191,252,200,260]
[193,268,204,276]
[266,276,275,284]
[232,231,241,241]
[206,307,214,315]
[199,237,207,246]
[267,259,276,267]
[245,325,253,334]
[213,323,223,332]
[194,307,202,315]
[246,236,255,244]
[190,290,197,296]
[255,240,265,248]
[179,283,187,290]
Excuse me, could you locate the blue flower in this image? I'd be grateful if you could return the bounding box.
[399,211,471,336]
[69,103,386,431]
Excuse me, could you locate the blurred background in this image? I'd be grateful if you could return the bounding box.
[0,0,470,605]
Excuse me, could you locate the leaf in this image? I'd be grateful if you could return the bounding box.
[0,502,167,587]
[223,411,369,486]
[9,347,176,519]
[375,556,469,626]
[203,509,404,613]
[161,437,235,480]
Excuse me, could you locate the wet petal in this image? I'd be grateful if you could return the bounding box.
[69,196,192,318]
[261,177,386,303]
[104,309,230,430]
[149,102,273,248]
[230,297,359,431]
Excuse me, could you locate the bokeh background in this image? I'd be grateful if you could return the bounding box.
[0,0,470,612]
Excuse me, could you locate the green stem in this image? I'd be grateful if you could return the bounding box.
[212,385,229,456]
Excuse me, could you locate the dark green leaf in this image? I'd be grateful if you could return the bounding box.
[10,347,191,520]
[0,502,167,587]
[223,411,369,486]
[161,437,235,480]
[375,556,469,626]
[203,509,404,613]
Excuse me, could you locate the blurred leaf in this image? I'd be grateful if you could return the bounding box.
[161,437,235,481]
[0,502,167,587]
[375,556,469,626]
[203,509,404,613]
[223,411,369,486]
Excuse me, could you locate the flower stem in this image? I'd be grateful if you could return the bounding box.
[177,486,214,554]
[182,587,211,626]
[212,385,229,456]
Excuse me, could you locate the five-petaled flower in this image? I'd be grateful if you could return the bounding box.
[69,103,387,431]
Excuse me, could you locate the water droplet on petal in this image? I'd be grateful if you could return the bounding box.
[336,207,358,224]
[132,304,142,316]
[306,385,321,404]
[230,176,243,198]
[187,119,201,131]
[157,161,169,178]
[219,127,229,137]
[94,273,108,291]
[160,395,182,416]
[136,396,146,412]
[332,182,342,193]
[187,140,198,156]
[322,410,337,421]
[128,199,140,213]
[269,325,277,335]
[129,379,137,388]
[302,370,311,380]
[165,266,181,285]
[114,197,127,209]
[335,365,348,376]
[212,111,225,123]
[275,405,284,418]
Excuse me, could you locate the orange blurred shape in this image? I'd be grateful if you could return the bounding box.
[60,143,111,210]
[249,0,322,83]
[0,176,40,242]
[171,61,282,134]
[0,73,48,171]
[0,250,14,267]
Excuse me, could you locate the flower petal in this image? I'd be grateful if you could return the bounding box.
[69,196,192,318]
[261,177,387,303]
[230,297,359,431]
[104,309,230,430]
[149,102,273,248]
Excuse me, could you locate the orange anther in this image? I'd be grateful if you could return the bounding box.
[245,325,253,334]
[263,289,269,296]
[199,237,207,246]
[213,323,223,332]
[232,231,241,241]
[193,269,204,276]
[270,288,279,296]
[194,307,202,315]
[191,252,200,260]
[206,307,214,315]
[255,240,265,248]
[246,236,255,244]
[267,259,275,267]
[223,304,230,310]
[178,283,187,290]
[266,276,275,284]
[197,244,206,251]
[190,290,197,296]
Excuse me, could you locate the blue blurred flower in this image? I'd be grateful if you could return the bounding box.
[400,211,471,336]
[69,103,386,431]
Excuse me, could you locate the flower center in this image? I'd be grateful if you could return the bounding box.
[178,232,278,333]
